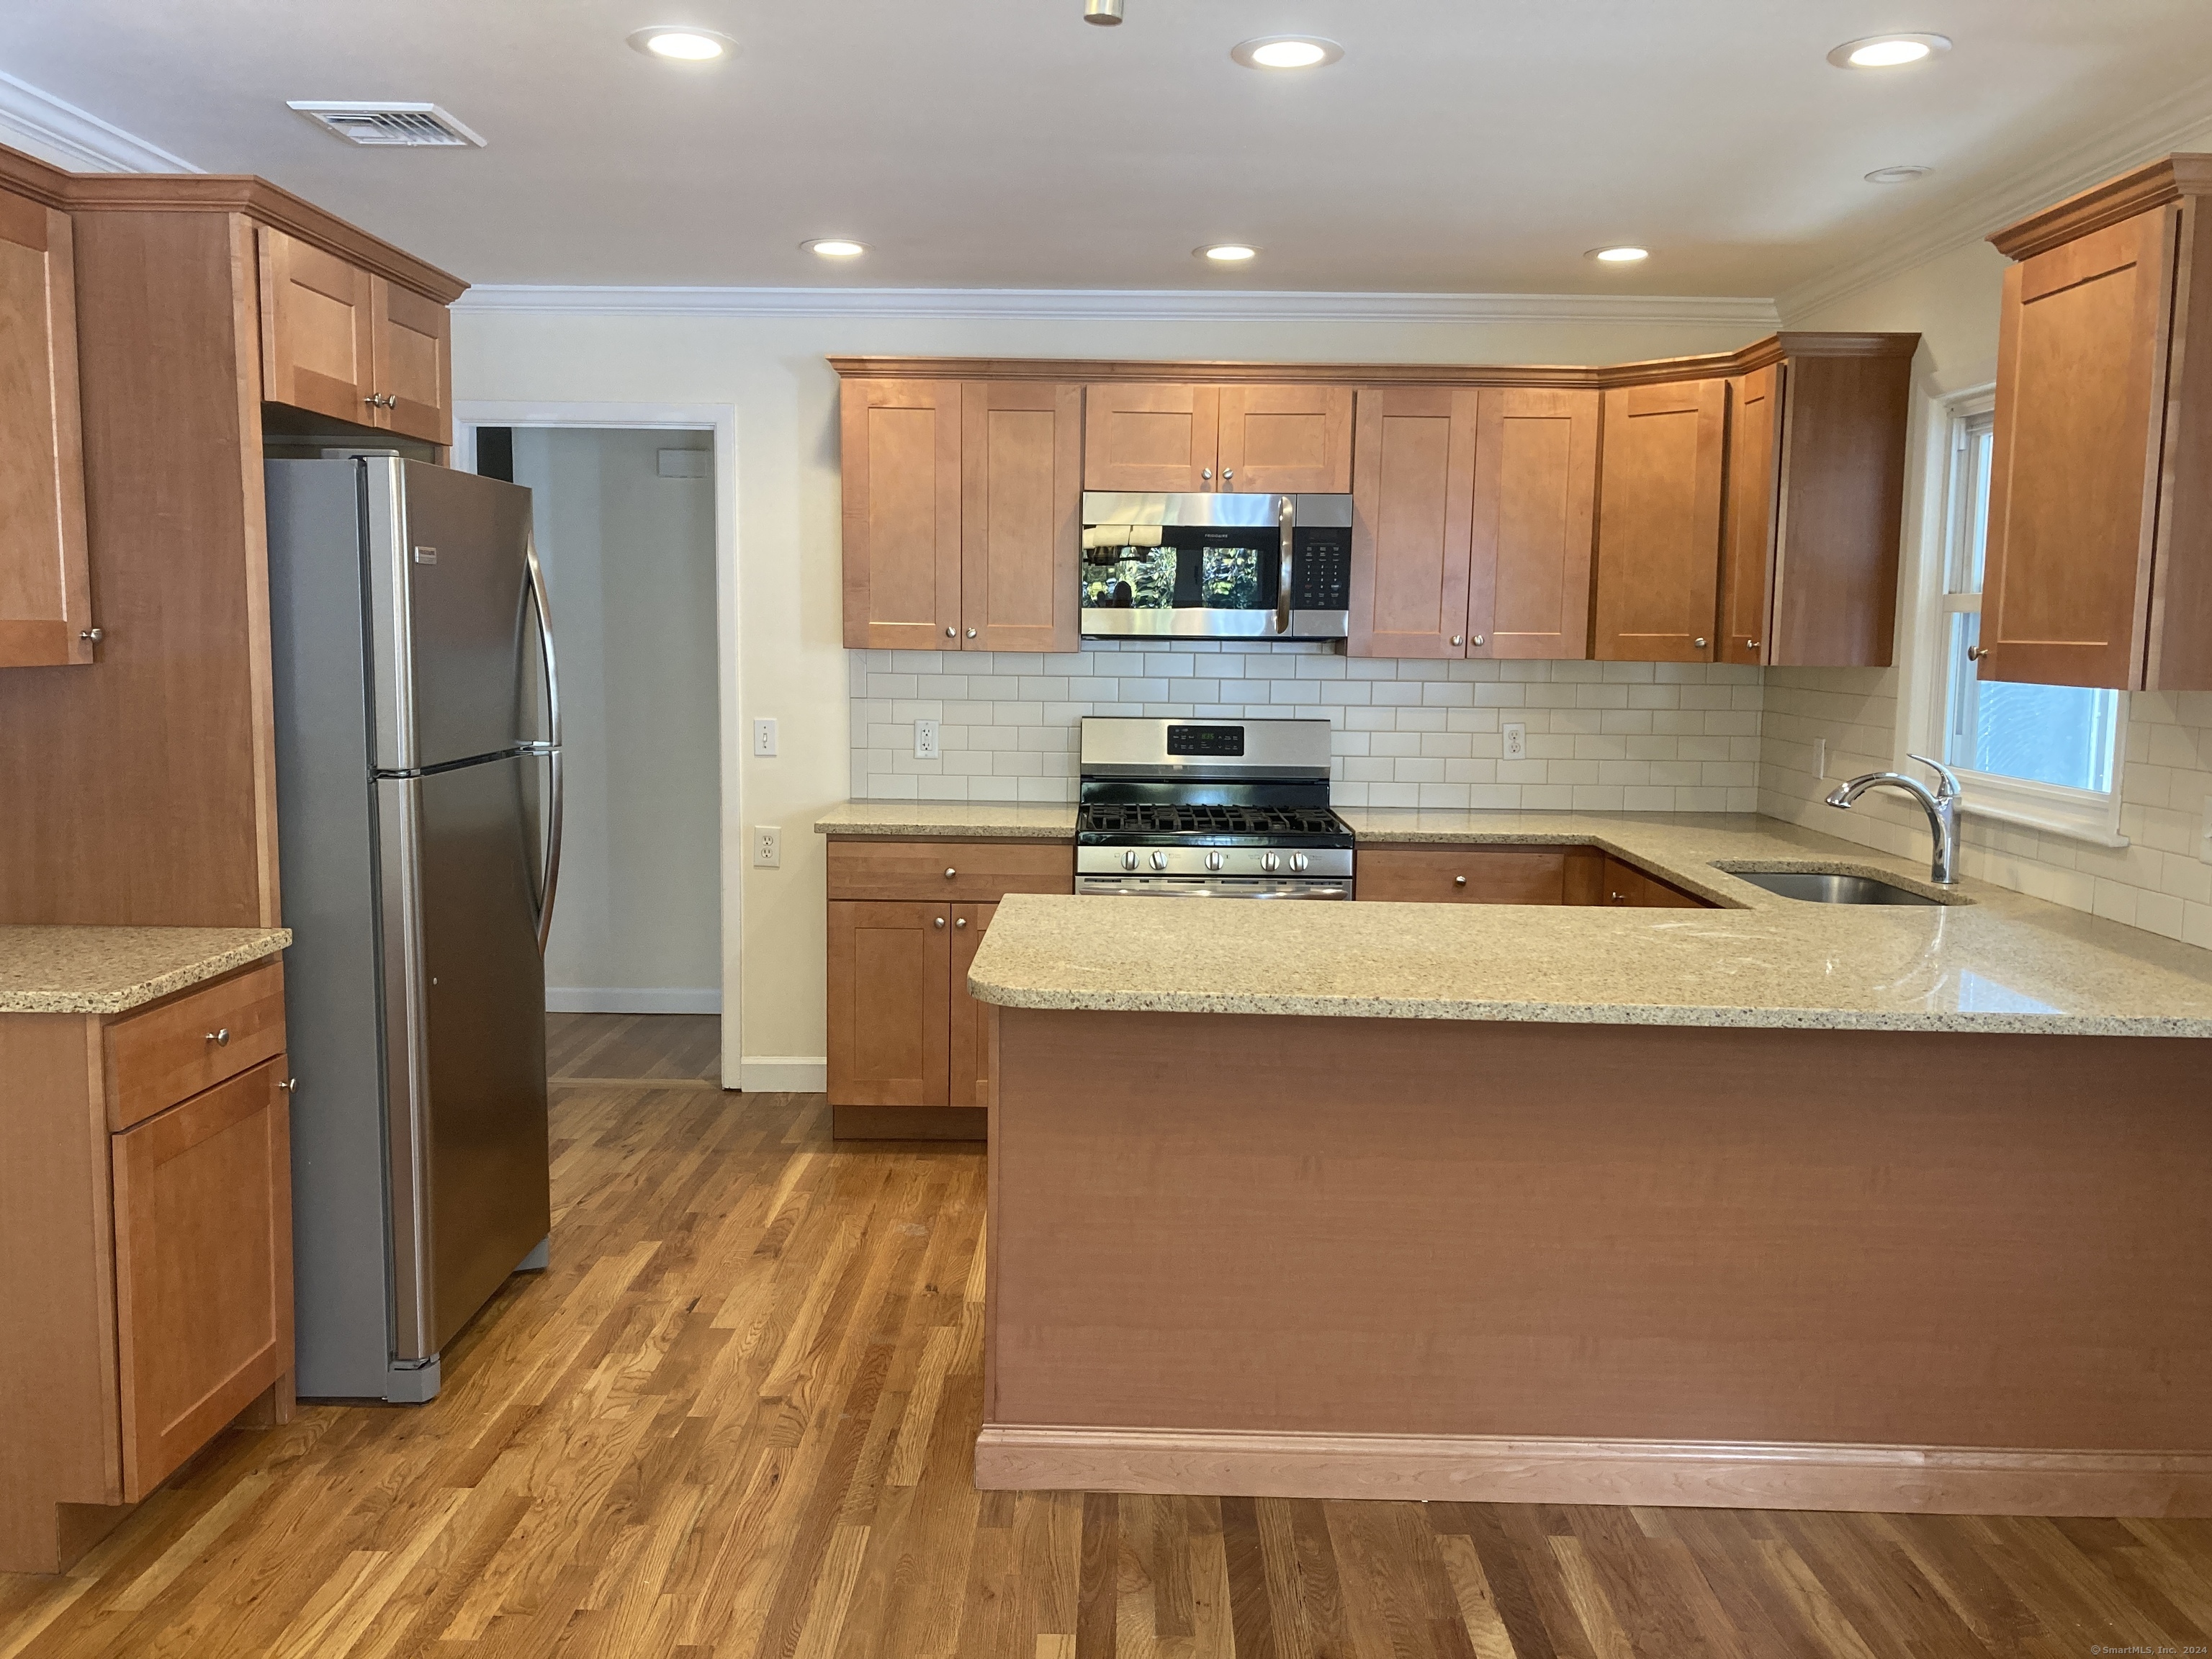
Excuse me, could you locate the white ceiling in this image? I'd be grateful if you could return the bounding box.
[4,0,2212,297]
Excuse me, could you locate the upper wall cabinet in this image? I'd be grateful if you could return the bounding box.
[842,377,1080,652]
[1084,382,1353,493]
[1592,379,1727,662]
[1349,386,1597,660]
[1719,339,1916,668]
[259,228,452,446]
[1982,156,2212,690]
[0,181,93,668]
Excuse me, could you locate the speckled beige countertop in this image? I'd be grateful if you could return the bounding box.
[816,801,1078,840]
[0,926,291,1015]
[961,811,2212,1038]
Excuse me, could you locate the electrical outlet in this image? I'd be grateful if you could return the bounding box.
[752,825,781,868]
[914,718,940,760]
[1502,721,1527,760]
[752,717,778,758]
[1814,737,1827,781]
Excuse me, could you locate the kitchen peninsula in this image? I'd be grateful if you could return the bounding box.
[953,812,2212,1518]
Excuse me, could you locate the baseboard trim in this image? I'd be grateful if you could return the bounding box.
[972,1425,2212,1516]
[546,987,721,1015]
[740,1056,828,1092]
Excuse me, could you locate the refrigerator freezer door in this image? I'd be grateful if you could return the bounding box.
[365,458,541,773]
[377,756,552,1360]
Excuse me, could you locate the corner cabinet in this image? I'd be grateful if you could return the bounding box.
[824,837,1073,1138]
[1982,156,2212,689]
[0,959,293,1574]
[841,377,1081,652]
[0,181,93,668]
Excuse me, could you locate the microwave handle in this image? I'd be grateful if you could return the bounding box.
[1276,494,1295,637]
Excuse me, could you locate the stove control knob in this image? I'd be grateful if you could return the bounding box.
[1123,849,1138,871]
[1151,850,1169,871]
[1290,853,1309,873]
[1206,850,1225,871]
[1262,852,1280,873]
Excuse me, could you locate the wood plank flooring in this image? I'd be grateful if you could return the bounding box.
[4,1011,2208,1658]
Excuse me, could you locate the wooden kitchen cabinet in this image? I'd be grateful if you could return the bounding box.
[1982,156,2212,689]
[824,837,1074,1138]
[1349,387,1478,657]
[369,276,454,444]
[1357,842,1707,907]
[260,228,453,444]
[0,181,93,669]
[0,958,292,1573]
[1599,854,1707,909]
[842,377,1079,652]
[1593,379,1728,662]
[1719,363,1784,665]
[1470,387,1599,659]
[1084,382,1352,493]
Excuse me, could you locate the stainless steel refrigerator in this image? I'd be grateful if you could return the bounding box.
[266,457,562,1403]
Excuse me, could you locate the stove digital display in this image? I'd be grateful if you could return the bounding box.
[1166,724,1245,757]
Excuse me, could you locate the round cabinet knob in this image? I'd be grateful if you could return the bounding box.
[1967,644,1992,662]
[1472,634,1485,647]
[955,917,969,930]
[945,626,956,637]
[1290,853,1309,873]
[1262,852,1280,873]
[1610,891,1629,904]
[278,1076,299,1093]
[966,629,977,639]
[933,916,947,929]
[944,868,957,880]
[1745,639,1762,649]
[80,627,103,643]
[1222,469,1233,482]
[1201,468,1213,481]
[206,1028,230,1046]
[1694,637,1709,649]
[1454,875,1467,887]
[1123,849,1138,871]
[1452,635,1463,647]
[1205,850,1226,871]
[1150,850,1169,871]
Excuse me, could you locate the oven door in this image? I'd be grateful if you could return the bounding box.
[1081,492,1349,639]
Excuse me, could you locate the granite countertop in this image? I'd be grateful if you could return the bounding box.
[0,926,292,1015]
[965,811,2212,1038]
[816,801,1079,840]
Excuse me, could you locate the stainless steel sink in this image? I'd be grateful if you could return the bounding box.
[1731,869,1942,906]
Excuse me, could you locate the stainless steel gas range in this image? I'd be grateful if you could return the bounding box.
[1074,716,1355,899]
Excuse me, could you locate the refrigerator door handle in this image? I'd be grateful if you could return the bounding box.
[525,535,564,955]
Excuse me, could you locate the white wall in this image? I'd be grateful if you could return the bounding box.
[513,427,722,1010]
[1765,127,2212,947]
[451,303,1777,1076]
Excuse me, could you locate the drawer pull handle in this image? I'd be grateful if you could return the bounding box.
[934,916,947,929]
[207,1028,230,1046]
[1454,875,1467,887]
[944,868,957,879]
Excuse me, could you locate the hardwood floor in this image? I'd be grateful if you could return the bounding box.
[4,1011,2208,1658]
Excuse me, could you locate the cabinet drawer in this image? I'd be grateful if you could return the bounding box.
[1357,845,1571,905]
[827,838,1073,902]
[106,960,286,1131]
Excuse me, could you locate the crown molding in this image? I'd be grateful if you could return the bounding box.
[0,70,199,174]
[1779,73,2212,322]
[454,284,1781,329]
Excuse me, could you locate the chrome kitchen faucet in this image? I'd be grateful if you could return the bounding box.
[1825,755,1963,884]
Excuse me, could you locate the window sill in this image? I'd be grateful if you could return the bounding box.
[1958,796,2129,850]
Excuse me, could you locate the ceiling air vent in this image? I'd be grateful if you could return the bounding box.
[288,102,486,148]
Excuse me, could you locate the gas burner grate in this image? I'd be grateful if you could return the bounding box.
[1079,803,1347,837]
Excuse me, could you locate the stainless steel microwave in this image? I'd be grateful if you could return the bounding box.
[1079,491,1352,641]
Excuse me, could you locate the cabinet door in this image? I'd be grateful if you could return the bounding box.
[371,277,452,445]
[962,382,1080,652]
[841,379,964,649]
[827,900,950,1107]
[0,185,92,668]
[111,1060,292,1501]
[1218,384,1354,493]
[1083,383,1218,491]
[1349,387,1478,658]
[1719,365,1783,666]
[1357,846,1567,904]
[947,902,998,1109]
[1983,207,2176,688]
[258,227,377,426]
[1598,855,1705,909]
[1470,387,1599,660]
[1593,379,1727,661]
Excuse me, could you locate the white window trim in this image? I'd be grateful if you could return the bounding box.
[1899,382,2130,849]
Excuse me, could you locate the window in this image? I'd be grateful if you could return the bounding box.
[1928,401,2124,837]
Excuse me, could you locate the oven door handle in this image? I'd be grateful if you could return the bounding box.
[1276,494,1295,637]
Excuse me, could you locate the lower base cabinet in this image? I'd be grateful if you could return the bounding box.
[825,838,1071,1139]
[1357,843,1712,908]
[0,958,294,1575]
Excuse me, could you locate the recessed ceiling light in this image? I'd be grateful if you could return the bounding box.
[1587,246,1650,264]
[1197,243,1259,263]
[627,26,735,61]
[1864,165,1935,184]
[1231,36,1344,70]
[1827,33,1951,68]
[804,238,868,259]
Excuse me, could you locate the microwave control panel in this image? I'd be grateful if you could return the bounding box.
[1292,529,1352,611]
